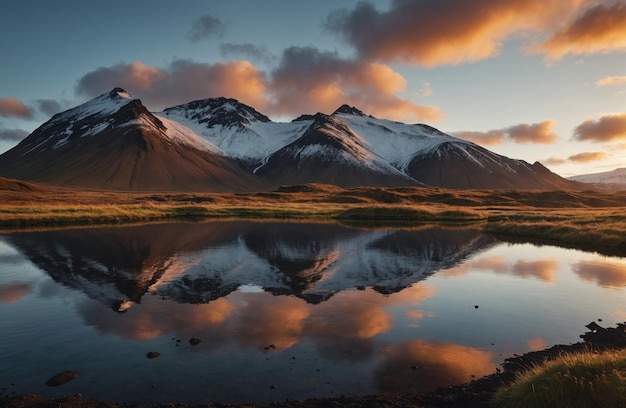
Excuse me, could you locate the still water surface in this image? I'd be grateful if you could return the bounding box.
[0,221,625,403]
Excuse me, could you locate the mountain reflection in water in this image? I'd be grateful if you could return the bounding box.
[3,222,496,310]
[1,221,625,404]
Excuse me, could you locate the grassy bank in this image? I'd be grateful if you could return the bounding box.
[491,348,626,408]
[2,185,626,256]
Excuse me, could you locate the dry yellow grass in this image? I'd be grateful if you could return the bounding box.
[2,184,626,256]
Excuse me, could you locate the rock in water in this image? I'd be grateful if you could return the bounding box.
[45,370,80,387]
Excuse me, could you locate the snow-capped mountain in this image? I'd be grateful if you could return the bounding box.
[0,88,581,191]
[2,222,496,310]
[568,168,626,192]
[0,89,271,191]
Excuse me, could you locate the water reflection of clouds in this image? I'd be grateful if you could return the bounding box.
[440,255,558,283]
[527,337,548,352]
[374,339,495,393]
[78,284,435,362]
[0,282,32,304]
[573,260,626,288]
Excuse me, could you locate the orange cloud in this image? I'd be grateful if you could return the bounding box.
[542,156,567,166]
[76,60,267,111]
[268,47,441,122]
[536,3,626,60]
[507,121,558,144]
[568,151,608,163]
[76,53,440,122]
[0,282,32,304]
[596,76,626,87]
[375,339,496,393]
[326,0,584,67]
[235,294,310,351]
[511,260,558,283]
[0,97,33,119]
[574,113,626,142]
[573,260,626,288]
[454,120,558,146]
[527,337,548,352]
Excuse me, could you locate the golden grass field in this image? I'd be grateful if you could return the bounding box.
[2,180,626,256]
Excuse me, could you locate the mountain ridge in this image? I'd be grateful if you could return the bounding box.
[0,88,583,192]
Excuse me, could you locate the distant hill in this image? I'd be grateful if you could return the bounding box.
[569,168,626,193]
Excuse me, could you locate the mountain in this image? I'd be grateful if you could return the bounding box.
[162,99,580,190]
[0,89,581,191]
[568,168,626,192]
[0,89,271,191]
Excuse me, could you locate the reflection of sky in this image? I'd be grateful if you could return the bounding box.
[1,228,626,403]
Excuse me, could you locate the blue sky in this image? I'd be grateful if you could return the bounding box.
[1,0,626,177]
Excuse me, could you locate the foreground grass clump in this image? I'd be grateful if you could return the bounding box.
[491,349,626,408]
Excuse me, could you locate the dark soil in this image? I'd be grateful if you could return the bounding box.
[2,323,625,408]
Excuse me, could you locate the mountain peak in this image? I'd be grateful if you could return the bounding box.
[109,87,133,100]
[333,104,366,116]
[161,97,271,128]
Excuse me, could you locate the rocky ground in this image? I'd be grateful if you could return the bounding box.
[2,323,625,408]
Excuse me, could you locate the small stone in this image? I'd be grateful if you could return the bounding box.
[270,384,277,389]
[146,351,160,359]
[189,338,202,346]
[45,370,80,387]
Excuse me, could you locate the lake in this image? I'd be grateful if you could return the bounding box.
[1,221,625,404]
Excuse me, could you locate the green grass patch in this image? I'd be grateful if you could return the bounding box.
[491,349,626,408]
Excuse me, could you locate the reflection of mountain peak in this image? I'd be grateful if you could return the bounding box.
[3,222,497,309]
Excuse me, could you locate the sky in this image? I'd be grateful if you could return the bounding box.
[1,0,626,177]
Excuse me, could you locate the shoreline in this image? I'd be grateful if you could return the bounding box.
[2,323,625,408]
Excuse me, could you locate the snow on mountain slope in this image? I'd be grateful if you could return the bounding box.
[333,108,461,172]
[569,168,626,186]
[159,98,311,162]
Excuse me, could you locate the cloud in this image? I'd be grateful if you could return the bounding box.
[511,259,558,283]
[76,53,442,122]
[535,2,626,60]
[325,0,584,67]
[220,43,276,66]
[0,282,32,304]
[76,60,267,111]
[0,126,29,142]
[268,46,441,122]
[418,80,433,97]
[574,113,626,142]
[186,14,225,42]
[527,337,548,352]
[374,339,496,393]
[454,120,558,146]
[543,156,567,166]
[596,75,626,87]
[541,152,608,166]
[0,97,34,119]
[35,99,64,116]
[573,260,626,288]
[568,151,607,163]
